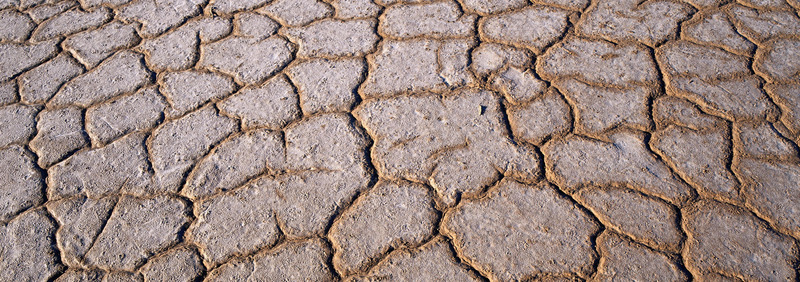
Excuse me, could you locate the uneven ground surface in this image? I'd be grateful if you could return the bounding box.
[1,0,800,281]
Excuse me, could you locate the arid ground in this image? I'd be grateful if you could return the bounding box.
[1,0,800,281]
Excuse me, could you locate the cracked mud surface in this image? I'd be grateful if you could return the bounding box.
[1,0,799,281]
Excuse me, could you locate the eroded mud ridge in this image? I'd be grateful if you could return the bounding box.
[1,0,800,280]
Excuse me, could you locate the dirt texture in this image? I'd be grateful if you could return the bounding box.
[1,0,799,281]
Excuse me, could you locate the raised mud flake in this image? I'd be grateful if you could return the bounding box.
[507,89,571,145]
[210,0,268,14]
[754,38,800,83]
[0,103,38,148]
[47,132,155,200]
[728,4,800,44]
[480,5,570,53]
[381,1,476,38]
[355,89,539,206]
[653,95,727,131]
[149,106,237,194]
[538,37,658,86]
[0,145,44,222]
[766,83,800,134]
[652,126,739,202]
[359,39,474,97]
[182,128,285,199]
[545,132,693,204]
[471,43,532,77]
[260,0,333,27]
[160,70,235,116]
[49,51,150,108]
[735,121,798,160]
[0,9,34,41]
[287,58,364,114]
[554,79,653,137]
[140,247,203,282]
[350,237,479,281]
[235,12,279,40]
[444,180,599,280]
[283,19,378,58]
[0,40,57,81]
[595,232,687,281]
[139,17,232,72]
[684,200,797,281]
[189,180,281,266]
[330,181,438,276]
[84,196,189,271]
[330,0,381,19]
[31,7,111,41]
[209,239,334,281]
[64,21,139,68]
[46,196,116,267]
[199,36,293,85]
[19,53,83,104]
[86,86,167,145]
[683,11,756,56]
[30,106,89,167]
[0,209,61,281]
[575,187,682,251]
[490,66,546,104]
[577,0,693,46]
[118,0,203,37]
[460,0,527,14]
[218,75,299,129]
[736,158,800,237]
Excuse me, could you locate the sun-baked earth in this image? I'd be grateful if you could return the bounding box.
[1,0,799,281]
